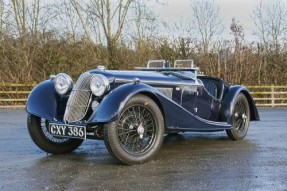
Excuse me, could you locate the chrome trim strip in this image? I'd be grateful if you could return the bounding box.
[115,79,204,87]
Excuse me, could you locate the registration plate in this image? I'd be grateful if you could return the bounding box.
[49,123,86,139]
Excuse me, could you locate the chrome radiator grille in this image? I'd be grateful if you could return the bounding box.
[64,73,93,123]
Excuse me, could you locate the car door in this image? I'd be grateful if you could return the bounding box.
[181,82,218,120]
[180,82,198,115]
[194,86,213,119]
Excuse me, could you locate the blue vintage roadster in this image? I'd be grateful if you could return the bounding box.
[26,60,260,165]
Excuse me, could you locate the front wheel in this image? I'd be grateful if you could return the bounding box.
[104,94,164,165]
[226,93,250,141]
[27,114,83,154]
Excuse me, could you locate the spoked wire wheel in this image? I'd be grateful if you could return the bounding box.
[117,105,156,155]
[226,93,250,141]
[104,94,164,165]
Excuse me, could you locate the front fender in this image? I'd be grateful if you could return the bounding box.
[220,85,260,124]
[26,80,67,120]
[87,83,159,124]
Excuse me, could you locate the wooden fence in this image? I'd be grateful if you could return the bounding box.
[0,84,287,108]
[0,83,36,109]
[247,85,287,107]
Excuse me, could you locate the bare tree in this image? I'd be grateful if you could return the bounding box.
[190,0,224,53]
[253,0,287,47]
[87,0,133,69]
[230,18,245,84]
[69,0,167,68]
[3,0,56,82]
[9,0,56,39]
[127,1,159,41]
[167,18,195,60]
[11,0,27,38]
[69,0,94,42]
[253,0,287,84]
[123,0,162,66]
[0,1,7,34]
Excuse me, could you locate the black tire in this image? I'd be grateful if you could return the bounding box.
[27,114,83,154]
[226,93,250,141]
[104,94,164,165]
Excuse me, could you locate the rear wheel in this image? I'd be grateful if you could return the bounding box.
[104,95,164,165]
[27,114,83,154]
[226,93,250,141]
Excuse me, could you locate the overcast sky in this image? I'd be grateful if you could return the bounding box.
[152,0,261,40]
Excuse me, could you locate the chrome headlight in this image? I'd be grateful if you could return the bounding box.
[54,73,73,95]
[90,74,109,96]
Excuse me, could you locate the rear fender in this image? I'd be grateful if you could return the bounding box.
[220,85,260,124]
[26,80,67,120]
[87,83,161,124]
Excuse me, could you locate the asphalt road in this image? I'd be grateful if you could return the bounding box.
[0,108,286,191]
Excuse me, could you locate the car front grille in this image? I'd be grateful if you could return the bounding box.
[64,73,93,123]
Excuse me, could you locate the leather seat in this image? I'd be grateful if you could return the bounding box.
[199,78,223,100]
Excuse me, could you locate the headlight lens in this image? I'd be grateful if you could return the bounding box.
[90,74,109,96]
[54,73,73,95]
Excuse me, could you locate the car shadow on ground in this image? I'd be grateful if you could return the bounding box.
[18,132,258,190]
[29,131,256,166]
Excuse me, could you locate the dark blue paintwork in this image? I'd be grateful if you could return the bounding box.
[26,69,259,133]
[26,80,68,121]
[157,95,231,131]
[87,82,232,131]
[88,83,158,123]
[88,69,184,85]
[220,85,260,123]
[26,80,58,120]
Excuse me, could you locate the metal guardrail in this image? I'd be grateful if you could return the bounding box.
[0,84,287,108]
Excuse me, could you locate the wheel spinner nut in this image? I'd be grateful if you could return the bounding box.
[137,125,145,139]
